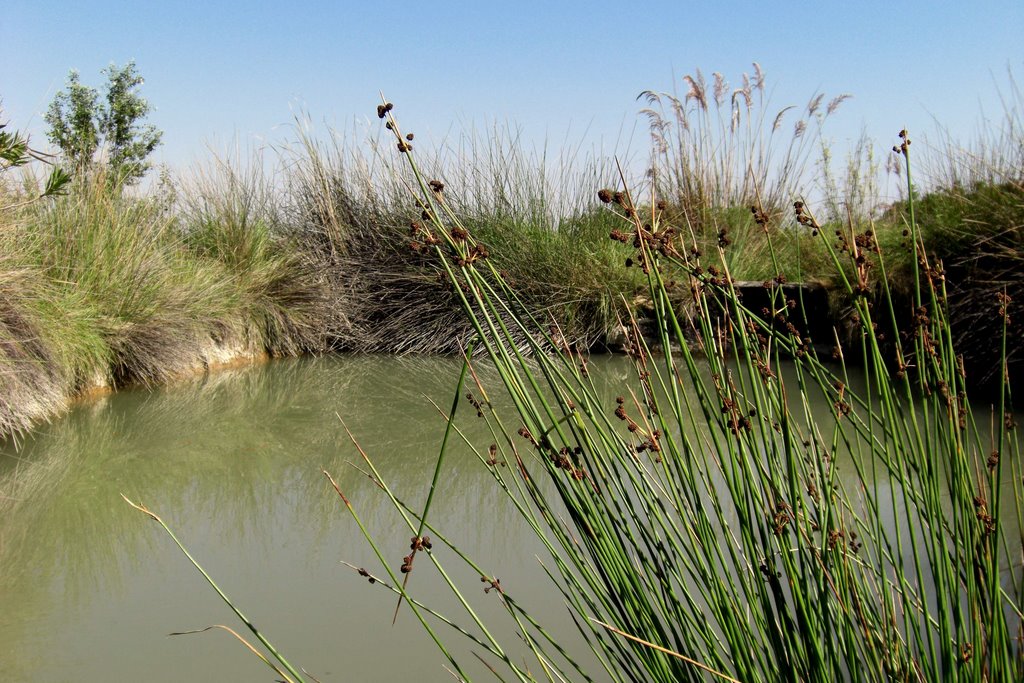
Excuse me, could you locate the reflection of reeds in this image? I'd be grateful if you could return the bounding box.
[343,106,1023,682]
[0,355,547,610]
[3,352,607,680]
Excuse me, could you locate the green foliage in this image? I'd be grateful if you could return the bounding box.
[0,112,71,209]
[45,62,162,185]
[0,125,30,168]
[44,71,100,175]
[100,62,163,183]
[335,110,1022,683]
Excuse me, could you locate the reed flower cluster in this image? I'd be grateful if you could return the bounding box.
[331,107,1022,682]
[95,70,1021,682]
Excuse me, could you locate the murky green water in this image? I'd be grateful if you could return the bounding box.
[0,354,1019,681]
[0,355,640,682]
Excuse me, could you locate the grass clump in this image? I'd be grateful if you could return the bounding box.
[324,108,1022,682]
[0,165,333,438]
[177,154,339,356]
[26,176,235,384]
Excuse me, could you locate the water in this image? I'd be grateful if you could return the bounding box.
[1,354,1019,681]
[0,355,641,682]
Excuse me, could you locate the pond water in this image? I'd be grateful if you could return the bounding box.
[0,354,1019,681]
[0,355,641,682]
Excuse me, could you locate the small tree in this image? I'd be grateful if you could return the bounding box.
[45,61,162,185]
[43,70,99,176]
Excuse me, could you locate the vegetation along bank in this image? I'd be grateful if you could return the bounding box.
[1,65,1021,441]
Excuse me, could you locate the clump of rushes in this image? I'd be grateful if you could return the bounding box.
[896,88,1024,384]
[334,104,1022,682]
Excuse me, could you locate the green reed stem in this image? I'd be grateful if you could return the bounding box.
[121,496,309,683]
[349,107,1023,683]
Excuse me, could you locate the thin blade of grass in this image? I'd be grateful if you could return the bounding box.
[589,618,741,683]
[168,624,296,683]
[121,494,309,683]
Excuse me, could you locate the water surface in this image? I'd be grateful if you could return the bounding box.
[1,353,1018,681]
[0,355,624,682]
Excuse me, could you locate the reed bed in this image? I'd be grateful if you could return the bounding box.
[103,70,1024,680]
[6,66,1023,441]
[0,69,885,439]
[0,166,332,439]
[325,109,1022,682]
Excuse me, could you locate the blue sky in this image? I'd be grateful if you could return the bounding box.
[3,1,1022,173]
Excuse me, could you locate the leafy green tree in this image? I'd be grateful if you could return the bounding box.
[45,70,100,175]
[45,61,162,185]
[99,62,163,183]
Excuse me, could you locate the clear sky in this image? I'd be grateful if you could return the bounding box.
[3,1,1022,174]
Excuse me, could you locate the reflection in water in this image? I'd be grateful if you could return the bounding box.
[0,355,635,682]
[0,355,1018,681]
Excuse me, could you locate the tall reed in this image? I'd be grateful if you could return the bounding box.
[334,105,1022,682]
[640,64,850,221]
[906,72,1024,382]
